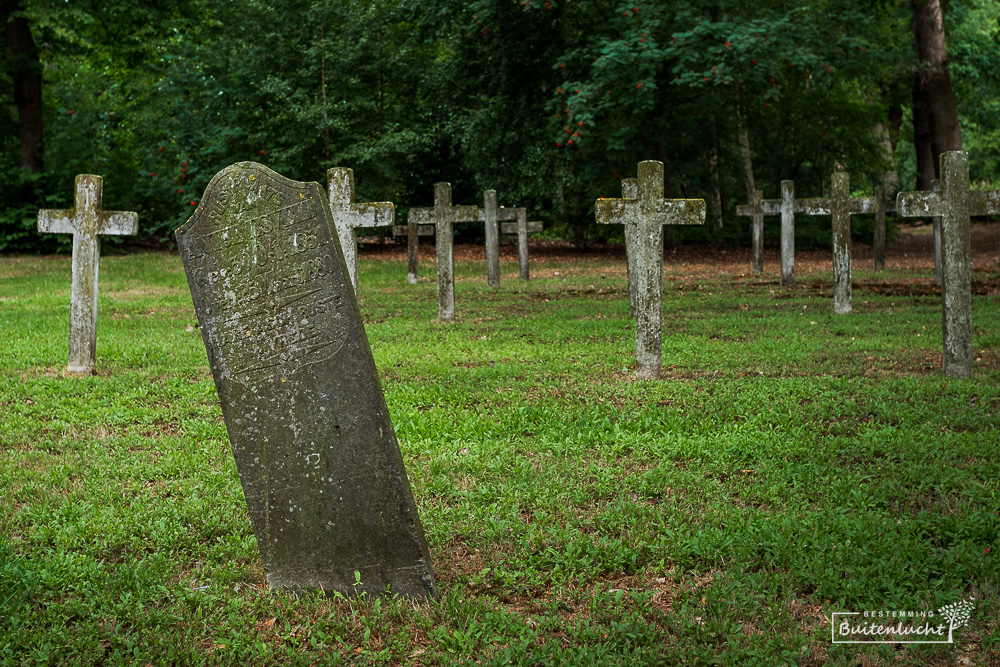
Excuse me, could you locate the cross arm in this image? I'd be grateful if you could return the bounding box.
[451,206,481,224]
[970,190,1000,217]
[408,208,433,225]
[795,198,832,215]
[37,209,77,235]
[896,191,944,217]
[97,211,139,236]
[653,199,706,226]
[351,202,394,228]
[479,207,523,222]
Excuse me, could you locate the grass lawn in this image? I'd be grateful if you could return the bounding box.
[1,233,999,665]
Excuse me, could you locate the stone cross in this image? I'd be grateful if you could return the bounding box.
[175,162,436,599]
[481,191,500,287]
[479,195,526,286]
[595,160,705,379]
[326,167,394,296]
[736,190,766,274]
[793,173,880,315]
[409,183,479,321]
[734,182,796,285]
[36,174,138,374]
[402,215,434,284]
[509,208,533,281]
[896,151,1000,378]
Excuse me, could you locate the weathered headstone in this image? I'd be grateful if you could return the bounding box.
[794,173,880,315]
[734,182,796,285]
[595,160,706,379]
[326,167,394,295]
[175,162,436,599]
[501,209,536,281]
[896,151,1000,378]
[409,183,480,321]
[36,174,138,374]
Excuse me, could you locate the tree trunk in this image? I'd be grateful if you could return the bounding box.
[911,75,936,192]
[2,0,44,178]
[911,0,962,183]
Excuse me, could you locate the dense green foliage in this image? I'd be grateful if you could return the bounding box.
[2,0,999,251]
[2,251,999,663]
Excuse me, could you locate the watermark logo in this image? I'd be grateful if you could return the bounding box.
[831,597,975,644]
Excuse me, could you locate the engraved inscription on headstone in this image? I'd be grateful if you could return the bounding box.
[37,174,138,374]
[176,162,436,599]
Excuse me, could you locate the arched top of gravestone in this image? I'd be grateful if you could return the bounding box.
[176,161,327,241]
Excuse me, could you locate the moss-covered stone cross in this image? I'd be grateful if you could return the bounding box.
[595,160,705,379]
[36,174,138,374]
[789,173,881,315]
[896,151,1000,378]
[326,167,394,296]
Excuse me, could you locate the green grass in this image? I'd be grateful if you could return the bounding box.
[1,250,999,665]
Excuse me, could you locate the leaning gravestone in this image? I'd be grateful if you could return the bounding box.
[408,183,480,321]
[596,160,705,379]
[326,167,394,296]
[897,151,1000,378]
[37,174,138,374]
[175,162,436,599]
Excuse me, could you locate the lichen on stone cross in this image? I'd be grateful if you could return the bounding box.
[36,174,138,374]
[896,151,1000,378]
[408,183,479,321]
[595,160,705,379]
[326,168,394,295]
[793,173,880,315]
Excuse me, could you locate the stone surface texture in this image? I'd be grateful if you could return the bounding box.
[482,191,500,287]
[36,174,138,374]
[326,167,393,295]
[595,160,705,379]
[735,190,765,274]
[175,162,436,599]
[897,151,1000,377]
[621,178,638,317]
[779,180,796,285]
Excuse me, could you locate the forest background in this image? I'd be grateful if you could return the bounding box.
[2,0,999,253]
